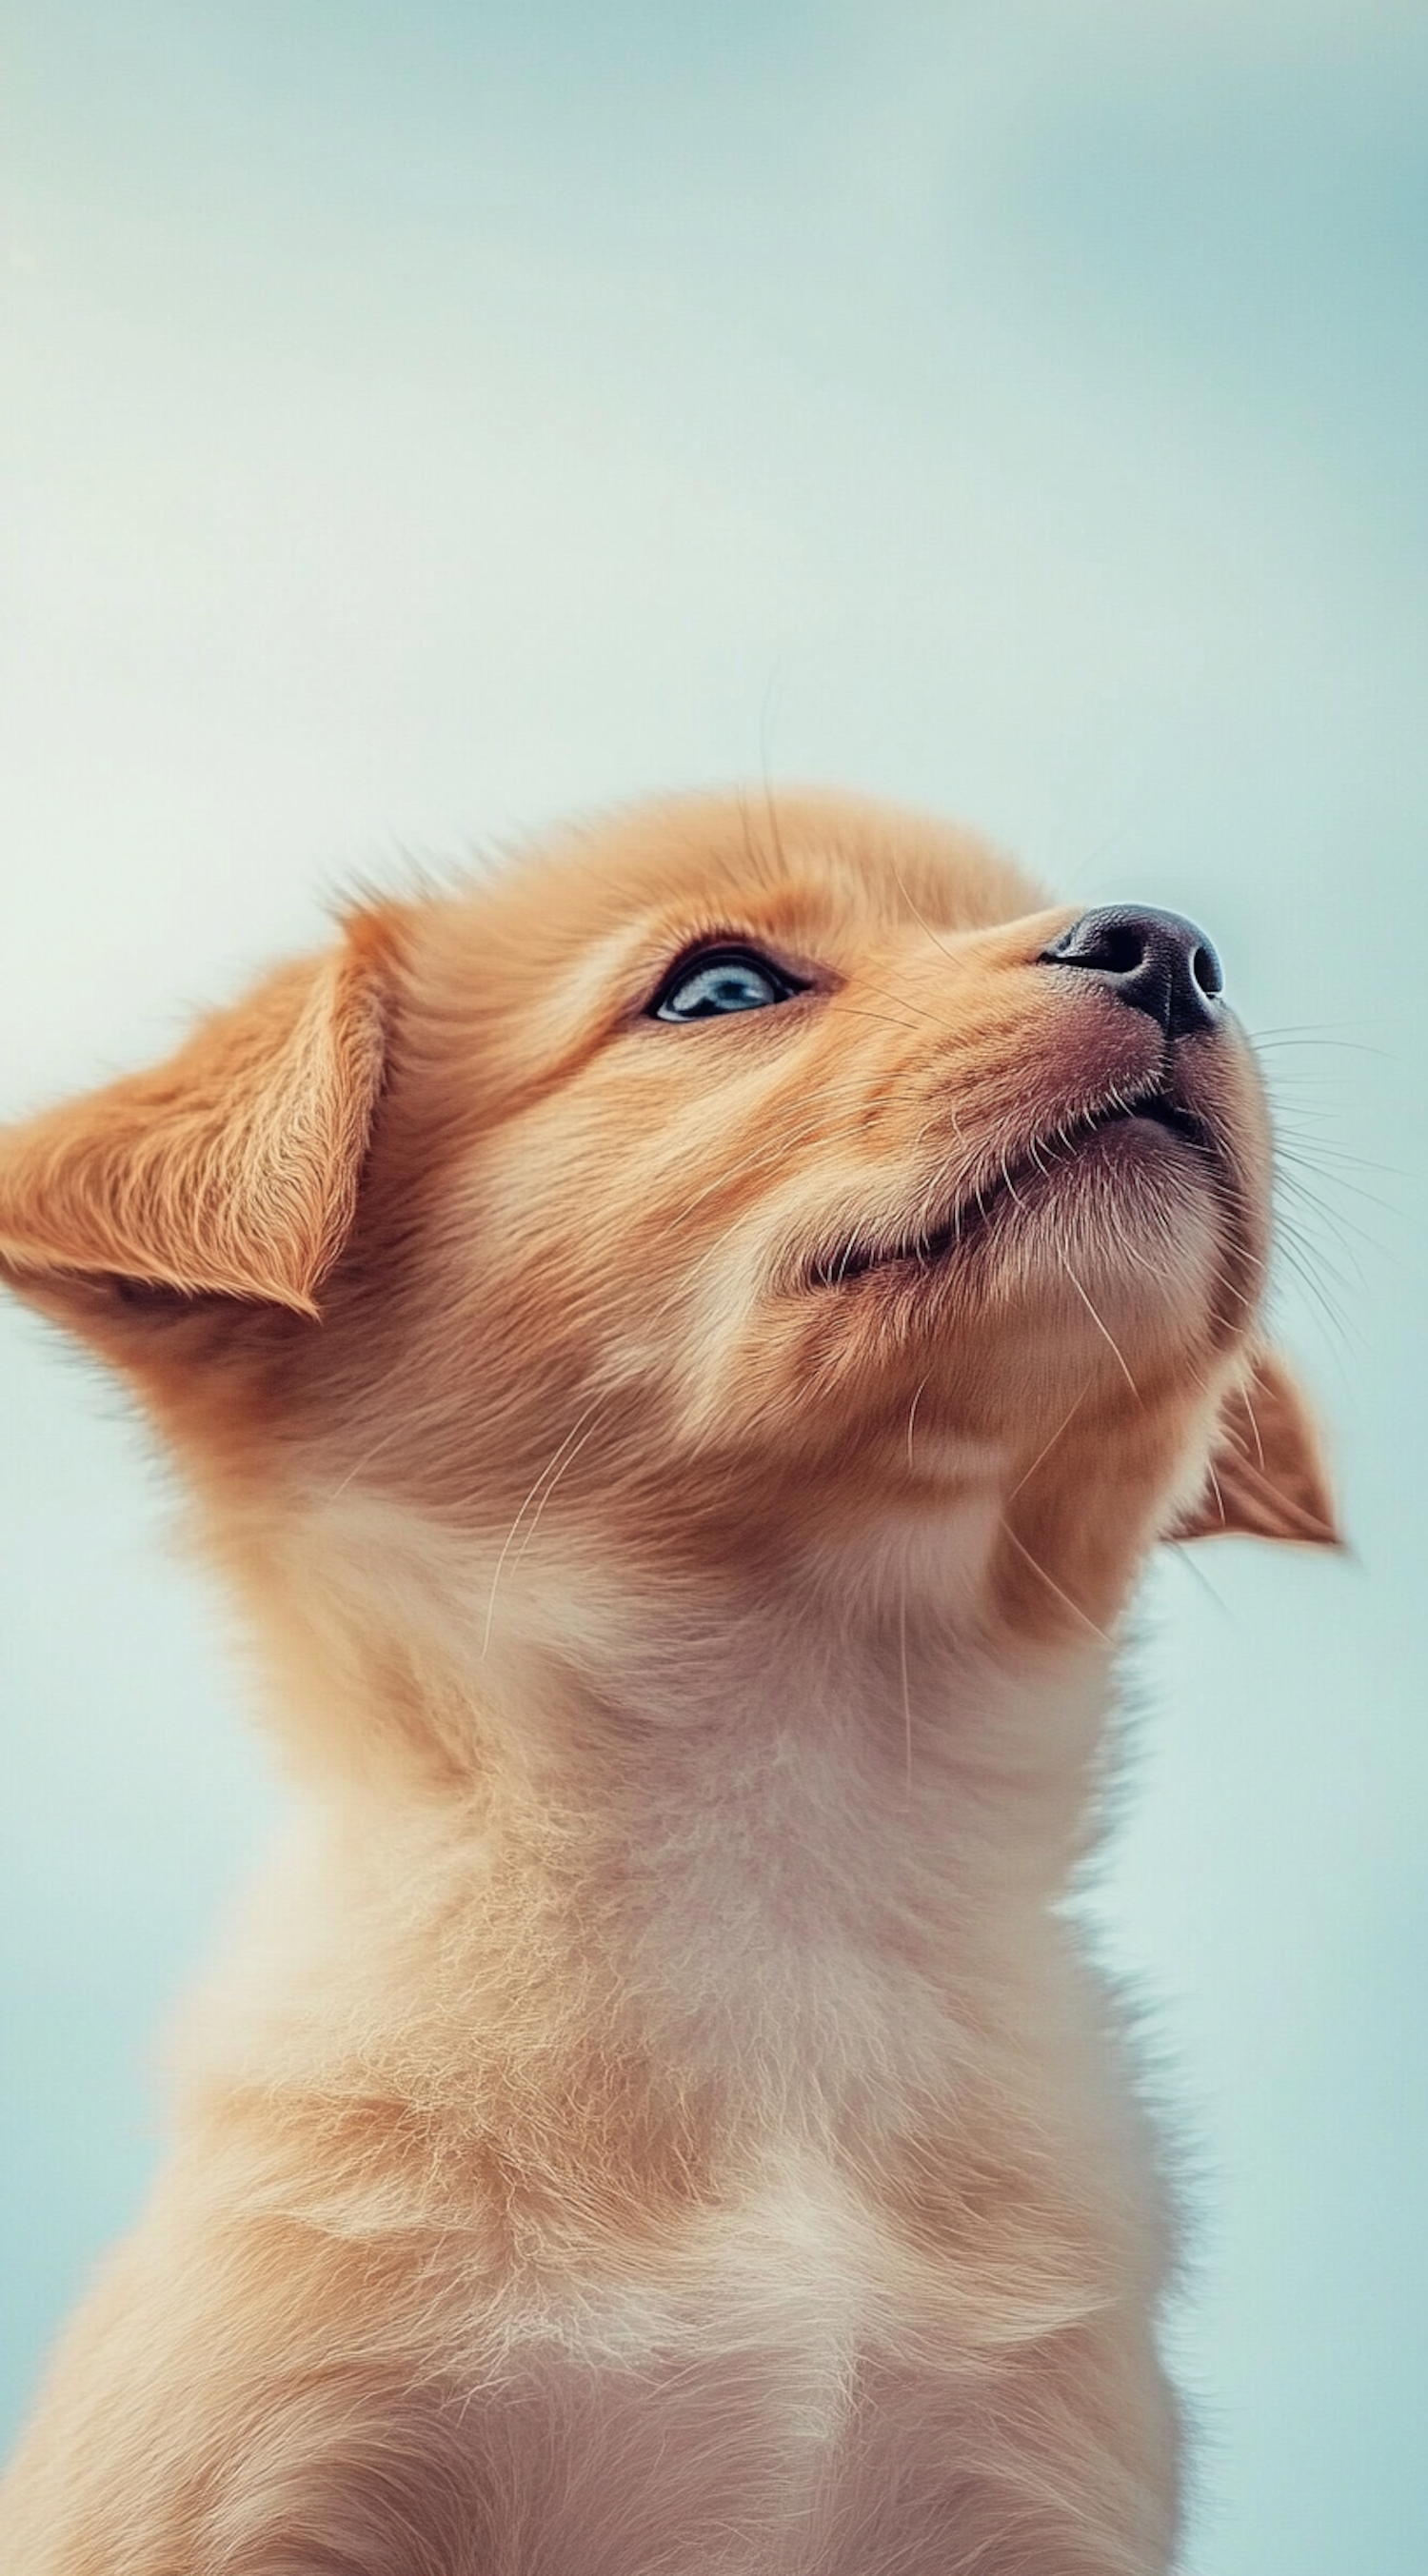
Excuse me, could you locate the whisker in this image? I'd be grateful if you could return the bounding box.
[1006,1384,1094,1502]
[481,1394,609,1655]
[1164,1542,1235,1616]
[1275,1180,1376,1276]
[509,1413,609,1579]
[850,975,956,1040]
[1001,1524,1113,1646]
[1273,1132,1407,1183]
[889,862,962,971]
[905,1374,930,1475]
[1272,1233,1355,1353]
[1053,1247,1140,1399]
[326,1419,411,1502]
[1276,1152,1404,1229]
[830,1005,934,1040]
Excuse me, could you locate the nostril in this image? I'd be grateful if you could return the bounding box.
[1191,942,1223,1001]
[1095,923,1150,977]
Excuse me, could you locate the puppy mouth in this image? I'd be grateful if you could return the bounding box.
[806,1087,1213,1291]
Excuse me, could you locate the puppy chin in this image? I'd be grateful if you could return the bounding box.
[971,1143,1227,1341]
[675,1174,1220,1488]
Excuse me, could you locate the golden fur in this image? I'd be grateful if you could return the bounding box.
[0,791,1337,2573]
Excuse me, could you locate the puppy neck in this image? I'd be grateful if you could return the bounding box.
[195,1483,1125,2133]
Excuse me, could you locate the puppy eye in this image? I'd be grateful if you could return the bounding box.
[650,948,803,1022]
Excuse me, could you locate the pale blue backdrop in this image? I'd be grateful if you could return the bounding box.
[1,6,1425,2568]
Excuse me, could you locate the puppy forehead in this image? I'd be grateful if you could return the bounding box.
[457,792,1047,971]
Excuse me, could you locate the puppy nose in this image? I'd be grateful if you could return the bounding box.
[1040,905,1224,1040]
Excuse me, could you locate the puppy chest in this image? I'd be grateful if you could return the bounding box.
[455,2167,1031,2575]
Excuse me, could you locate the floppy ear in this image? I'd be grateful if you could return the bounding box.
[0,917,392,1318]
[1170,1347,1341,1548]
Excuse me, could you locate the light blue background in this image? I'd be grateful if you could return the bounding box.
[1,6,1425,2567]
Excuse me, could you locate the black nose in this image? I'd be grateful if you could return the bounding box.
[1040,905,1224,1040]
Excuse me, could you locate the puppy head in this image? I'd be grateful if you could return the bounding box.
[0,792,1337,1692]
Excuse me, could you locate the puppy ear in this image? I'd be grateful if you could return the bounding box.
[1170,1347,1341,1548]
[0,916,393,1318]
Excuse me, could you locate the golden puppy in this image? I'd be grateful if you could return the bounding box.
[0,792,1336,2574]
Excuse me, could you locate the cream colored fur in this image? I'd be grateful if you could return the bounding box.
[0,790,1337,2574]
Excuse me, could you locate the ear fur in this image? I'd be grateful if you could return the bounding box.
[1171,1347,1341,1549]
[0,916,393,1316]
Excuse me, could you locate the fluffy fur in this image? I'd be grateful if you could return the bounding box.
[0,790,1337,2574]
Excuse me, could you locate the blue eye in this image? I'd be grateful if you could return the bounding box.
[651,949,801,1022]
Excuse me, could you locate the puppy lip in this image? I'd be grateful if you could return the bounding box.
[804,1084,1215,1292]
